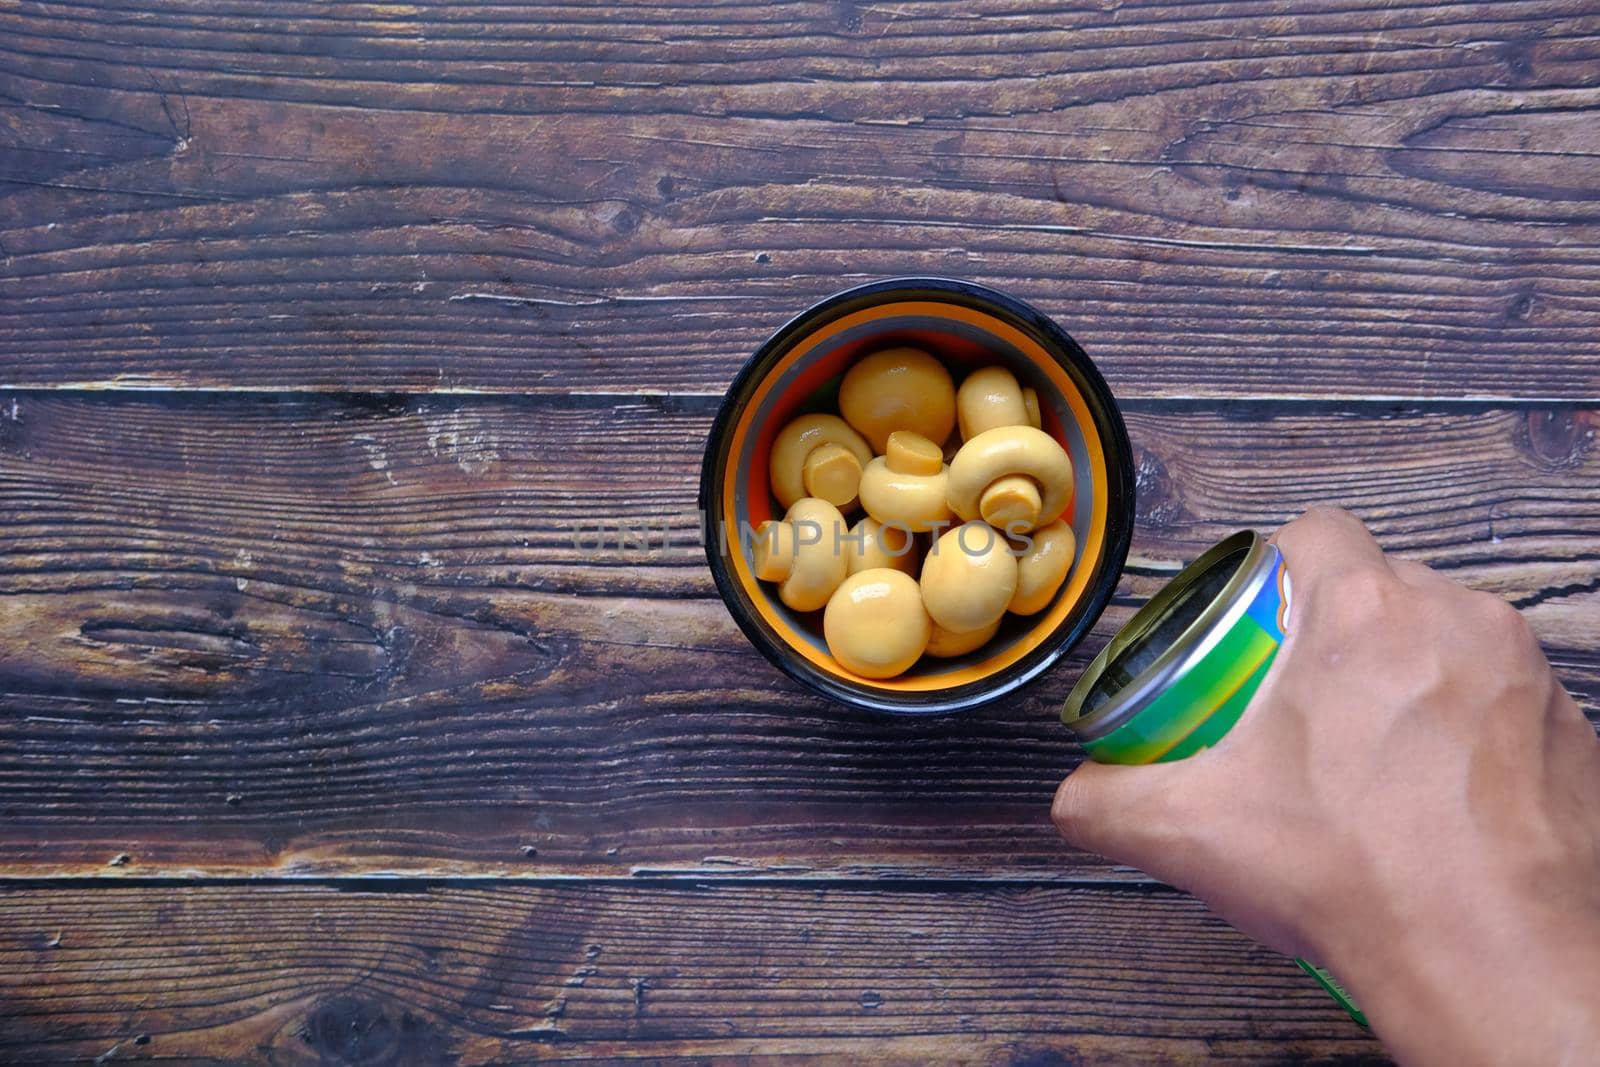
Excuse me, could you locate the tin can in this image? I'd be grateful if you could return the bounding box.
[1061,530,1288,763]
[1060,530,1367,1027]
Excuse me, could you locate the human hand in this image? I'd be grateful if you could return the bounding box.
[1052,507,1600,1066]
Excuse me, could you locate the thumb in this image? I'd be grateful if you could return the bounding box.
[1052,759,1199,880]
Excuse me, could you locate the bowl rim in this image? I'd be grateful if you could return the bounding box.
[698,276,1136,715]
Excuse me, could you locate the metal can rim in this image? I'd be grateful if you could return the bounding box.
[1060,530,1274,740]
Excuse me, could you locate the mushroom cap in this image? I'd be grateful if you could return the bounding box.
[843,516,919,576]
[769,414,873,510]
[1009,519,1077,616]
[920,522,1019,634]
[838,348,957,453]
[957,365,1030,441]
[946,425,1074,533]
[823,568,932,679]
[767,497,849,613]
[924,615,1003,658]
[859,453,954,534]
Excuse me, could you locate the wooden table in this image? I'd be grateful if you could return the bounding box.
[3,1,1597,1062]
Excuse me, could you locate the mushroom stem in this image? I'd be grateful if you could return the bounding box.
[859,431,954,534]
[980,475,1042,533]
[752,519,797,582]
[802,442,864,506]
[885,430,944,476]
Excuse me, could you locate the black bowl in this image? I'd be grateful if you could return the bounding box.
[700,277,1134,714]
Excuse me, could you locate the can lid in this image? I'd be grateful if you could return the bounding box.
[1061,530,1269,739]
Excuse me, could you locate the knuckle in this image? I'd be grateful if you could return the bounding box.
[1276,506,1366,566]
[1476,592,1534,646]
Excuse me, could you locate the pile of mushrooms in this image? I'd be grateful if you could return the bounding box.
[754,347,1078,679]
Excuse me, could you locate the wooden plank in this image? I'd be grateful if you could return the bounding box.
[0,881,1389,1064]
[0,390,1595,877]
[2,1,1599,397]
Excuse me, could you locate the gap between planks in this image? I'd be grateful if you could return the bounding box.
[0,872,1174,892]
[0,385,1594,413]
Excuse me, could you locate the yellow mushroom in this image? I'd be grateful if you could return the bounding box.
[768,414,874,511]
[956,366,1030,441]
[838,347,957,453]
[925,616,1003,658]
[946,425,1073,534]
[843,516,919,576]
[1021,386,1042,430]
[823,568,932,679]
[1008,519,1076,616]
[920,522,1019,634]
[858,430,955,533]
[752,497,849,612]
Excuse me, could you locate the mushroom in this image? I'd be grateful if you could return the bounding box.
[1021,386,1042,430]
[925,616,1003,658]
[956,366,1030,441]
[838,347,957,453]
[843,516,919,577]
[946,425,1073,534]
[823,568,932,679]
[1008,519,1076,616]
[858,431,955,533]
[752,497,849,612]
[769,414,874,511]
[920,521,1019,634]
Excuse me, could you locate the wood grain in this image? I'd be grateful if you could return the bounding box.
[0,881,1388,1064]
[5,3,1597,1061]
[0,390,1594,877]
[3,1,1600,397]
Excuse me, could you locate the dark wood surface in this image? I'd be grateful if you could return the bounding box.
[0,883,1388,1065]
[0,394,1595,881]
[3,0,1599,1061]
[3,0,1599,399]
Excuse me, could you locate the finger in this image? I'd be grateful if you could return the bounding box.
[1269,506,1391,600]
[1051,759,1196,875]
